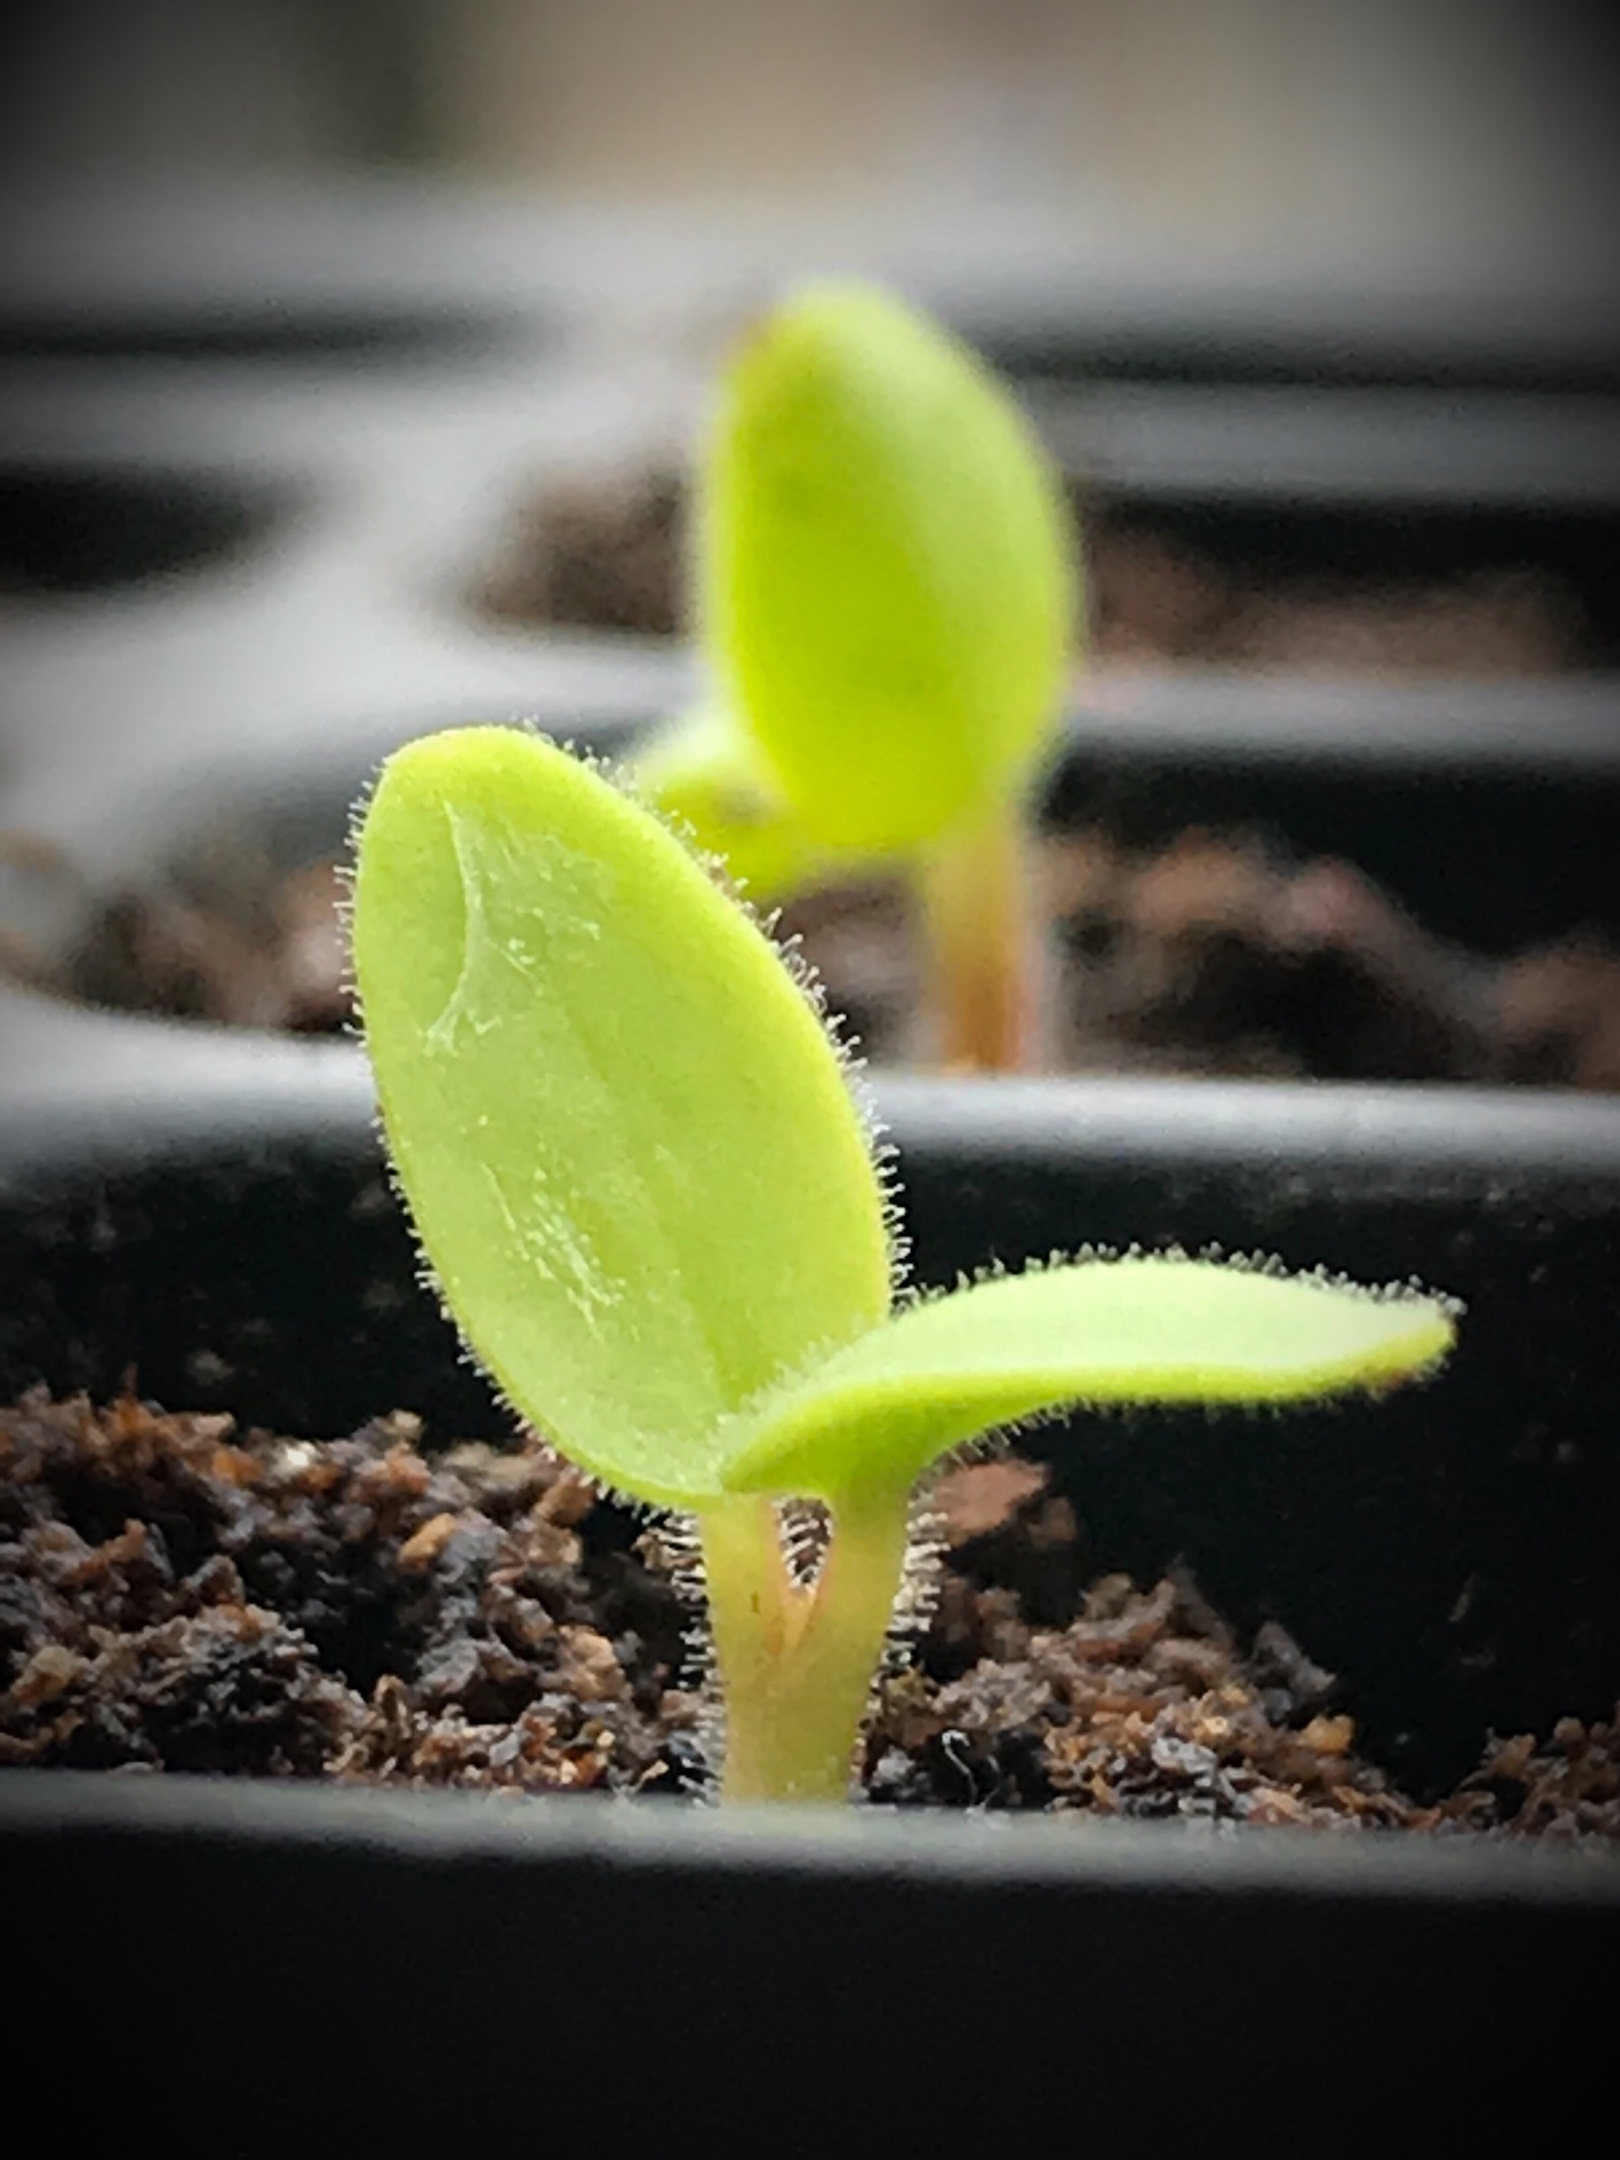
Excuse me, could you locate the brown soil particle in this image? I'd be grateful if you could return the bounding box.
[0,1392,705,1794]
[1041,829,1503,1081]
[4,1396,1615,1837]
[867,1466,1620,1839]
[868,1563,1429,1826]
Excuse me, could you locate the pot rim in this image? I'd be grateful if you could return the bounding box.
[4,1763,1615,1901]
[7,979,1620,1191]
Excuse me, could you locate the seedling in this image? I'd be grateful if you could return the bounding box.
[641,279,1076,1070]
[352,725,1457,1804]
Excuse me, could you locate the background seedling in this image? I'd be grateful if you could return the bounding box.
[641,279,1077,1070]
[352,725,1457,1803]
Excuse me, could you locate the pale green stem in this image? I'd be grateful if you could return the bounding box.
[698,1484,913,1803]
[915,791,1033,1072]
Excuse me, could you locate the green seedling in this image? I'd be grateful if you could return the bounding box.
[639,279,1076,1071]
[352,724,1457,1805]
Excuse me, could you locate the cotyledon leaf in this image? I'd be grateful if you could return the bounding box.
[717,1257,1457,1501]
[351,725,892,1508]
[632,697,857,902]
[697,280,1077,854]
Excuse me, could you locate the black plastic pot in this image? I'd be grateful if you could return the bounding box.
[2,1003,1617,2129]
[5,1768,1611,2141]
[9,674,1618,1032]
[1054,672,1620,954]
[4,208,1619,2128]
[1037,376,1620,595]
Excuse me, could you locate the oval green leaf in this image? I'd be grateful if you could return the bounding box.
[696,280,1077,854]
[352,725,892,1506]
[718,1257,1457,1500]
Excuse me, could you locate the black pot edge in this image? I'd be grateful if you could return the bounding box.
[3,1765,1614,1906]
[8,983,1620,1196]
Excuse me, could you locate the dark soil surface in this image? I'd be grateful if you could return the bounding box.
[4,1392,1615,1838]
[477,470,1594,677]
[29,827,1620,1088]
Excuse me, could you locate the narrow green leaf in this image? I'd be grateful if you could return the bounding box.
[351,726,892,1506]
[719,1257,1457,1500]
[698,280,1076,854]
